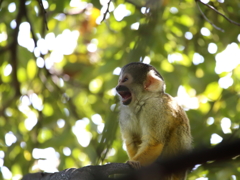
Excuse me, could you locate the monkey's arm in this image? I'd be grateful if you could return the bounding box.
[125,141,139,159]
[124,132,141,159]
[130,139,164,166]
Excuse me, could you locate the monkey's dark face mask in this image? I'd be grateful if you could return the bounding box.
[116,85,132,105]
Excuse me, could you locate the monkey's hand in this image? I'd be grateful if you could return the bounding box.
[126,160,142,169]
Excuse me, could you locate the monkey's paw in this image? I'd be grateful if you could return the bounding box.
[126,160,142,169]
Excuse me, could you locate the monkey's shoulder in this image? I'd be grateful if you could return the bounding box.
[162,93,190,124]
[142,93,189,123]
[162,93,182,110]
[143,93,182,112]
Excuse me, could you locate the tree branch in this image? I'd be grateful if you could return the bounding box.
[95,100,118,164]
[22,138,240,180]
[23,4,38,47]
[22,163,133,180]
[196,0,224,32]
[196,0,240,31]
[38,0,49,30]
[197,0,240,26]
[123,138,240,180]
[10,0,27,97]
[0,0,3,9]
[101,0,112,23]
[0,0,30,115]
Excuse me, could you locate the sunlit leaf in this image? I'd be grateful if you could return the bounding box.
[38,128,53,143]
[204,82,222,101]
[27,59,37,80]
[42,103,54,116]
[17,67,27,83]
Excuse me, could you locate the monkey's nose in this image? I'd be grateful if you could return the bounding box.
[116,85,129,93]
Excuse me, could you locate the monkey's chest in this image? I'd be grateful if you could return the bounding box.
[123,111,147,134]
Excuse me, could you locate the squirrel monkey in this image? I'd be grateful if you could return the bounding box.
[116,62,192,180]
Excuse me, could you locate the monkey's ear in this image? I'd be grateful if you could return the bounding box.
[144,70,164,92]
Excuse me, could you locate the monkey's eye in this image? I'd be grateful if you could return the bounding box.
[122,77,128,82]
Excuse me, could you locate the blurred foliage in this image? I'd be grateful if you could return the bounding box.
[0,0,240,179]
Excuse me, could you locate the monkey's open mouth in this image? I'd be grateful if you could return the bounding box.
[119,91,132,105]
[116,85,132,105]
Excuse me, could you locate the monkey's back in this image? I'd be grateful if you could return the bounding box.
[158,93,192,158]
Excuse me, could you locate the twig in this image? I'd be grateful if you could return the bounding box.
[95,99,118,164]
[101,0,112,23]
[10,0,27,97]
[23,2,38,47]
[196,0,224,32]
[0,0,3,9]
[197,0,240,26]
[38,0,49,30]
[0,0,27,115]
